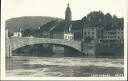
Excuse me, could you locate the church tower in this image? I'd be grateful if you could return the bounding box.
[65,3,72,21]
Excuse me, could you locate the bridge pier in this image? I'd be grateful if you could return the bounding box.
[64,47,84,57]
[5,29,12,57]
[8,45,12,57]
[82,43,96,56]
[6,38,12,57]
[52,45,64,57]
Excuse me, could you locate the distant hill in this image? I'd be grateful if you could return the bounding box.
[6,16,63,33]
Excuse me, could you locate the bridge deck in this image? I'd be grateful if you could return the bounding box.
[7,37,82,53]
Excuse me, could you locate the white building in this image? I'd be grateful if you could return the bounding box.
[64,23,74,40]
[64,33,74,40]
[13,32,22,37]
[12,28,22,37]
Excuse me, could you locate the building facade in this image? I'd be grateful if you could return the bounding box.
[84,27,97,40]
[64,33,74,40]
[13,32,22,37]
[102,28,124,44]
[12,28,22,37]
[82,26,124,44]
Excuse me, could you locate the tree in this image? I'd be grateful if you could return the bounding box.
[81,16,89,27]
[86,11,104,26]
[112,15,119,28]
[82,11,123,29]
[104,13,113,28]
[22,29,31,36]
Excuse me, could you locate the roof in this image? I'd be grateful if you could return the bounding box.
[51,20,84,33]
[51,21,72,33]
[33,17,124,34]
[39,20,59,32]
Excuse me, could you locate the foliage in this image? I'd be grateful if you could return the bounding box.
[82,11,124,29]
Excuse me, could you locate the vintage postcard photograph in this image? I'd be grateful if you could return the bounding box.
[1,0,127,80]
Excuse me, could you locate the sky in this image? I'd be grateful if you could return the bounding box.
[4,0,127,20]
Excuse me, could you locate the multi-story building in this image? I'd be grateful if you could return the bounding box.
[102,28,123,44]
[83,27,97,40]
[82,26,123,44]
[83,26,104,43]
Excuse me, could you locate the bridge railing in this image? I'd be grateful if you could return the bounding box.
[10,37,81,43]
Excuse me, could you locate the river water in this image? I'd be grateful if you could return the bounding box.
[6,55,124,77]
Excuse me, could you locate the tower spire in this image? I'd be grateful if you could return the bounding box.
[68,3,69,7]
[65,3,72,21]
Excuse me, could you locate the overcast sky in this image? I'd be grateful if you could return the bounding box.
[4,0,127,20]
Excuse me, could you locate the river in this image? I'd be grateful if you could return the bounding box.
[6,55,124,77]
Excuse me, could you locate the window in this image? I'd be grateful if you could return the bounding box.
[121,36,123,39]
[98,35,100,38]
[92,28,94,30]
[92,32,94,34]
[92,36,94,39]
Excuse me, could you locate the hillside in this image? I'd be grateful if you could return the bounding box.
[6,16,63,33]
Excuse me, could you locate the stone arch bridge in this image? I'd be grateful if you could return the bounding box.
[6,37,82,57]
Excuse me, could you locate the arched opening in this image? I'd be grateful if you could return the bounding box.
[12,43,83,57]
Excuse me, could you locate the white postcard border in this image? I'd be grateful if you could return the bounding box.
[1,0,127,80]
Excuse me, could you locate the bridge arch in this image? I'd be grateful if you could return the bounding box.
[12,43,82,53]
[9,37,82,53]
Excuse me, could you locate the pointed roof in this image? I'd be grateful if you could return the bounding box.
[67,3,70,7]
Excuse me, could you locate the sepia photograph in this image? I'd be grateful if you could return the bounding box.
[1,0,127,80]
